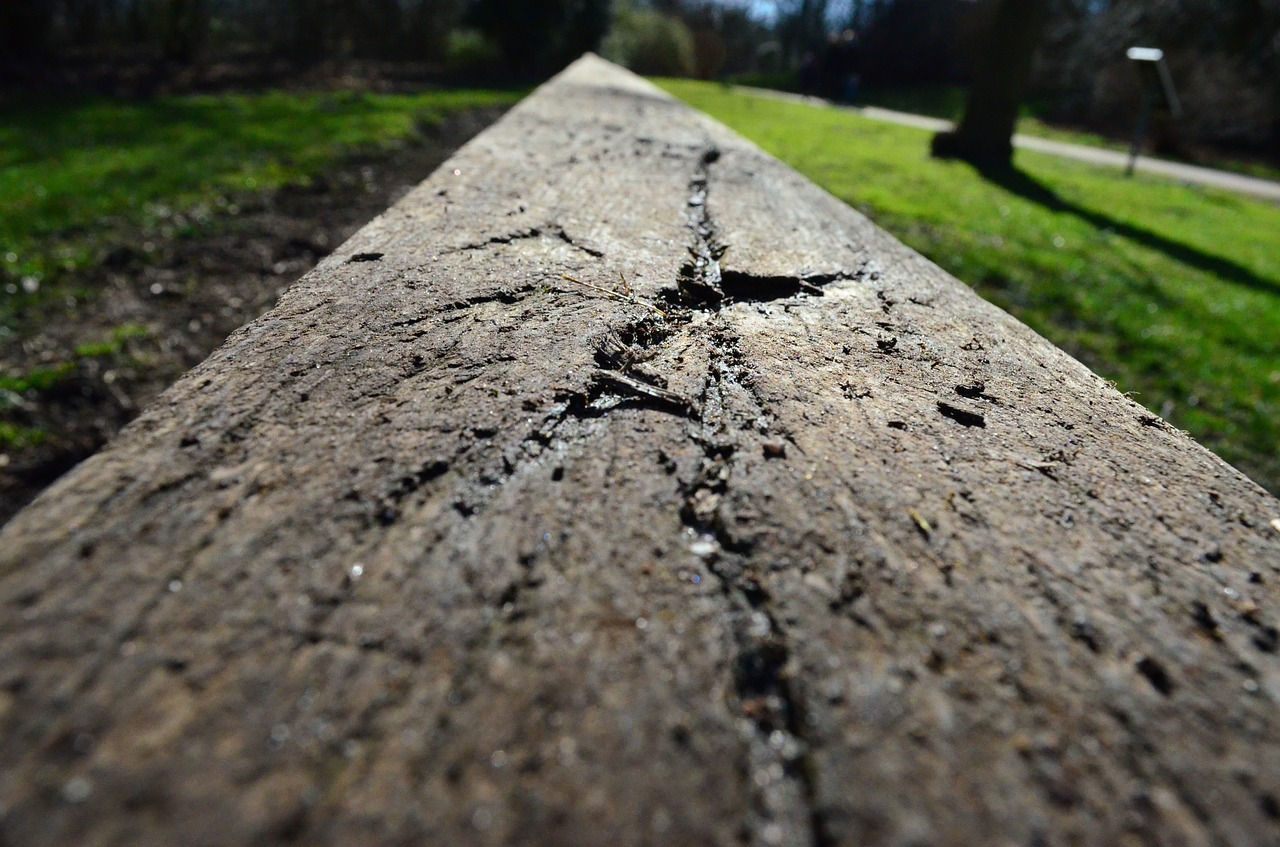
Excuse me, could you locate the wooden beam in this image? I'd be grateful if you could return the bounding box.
[2,56,1279,846]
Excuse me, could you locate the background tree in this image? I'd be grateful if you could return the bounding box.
[2,0,1276,162]
[157,0,210,62]
[401,0,466,62]
[931,0,1052,168]
[603,5,698,77]
[774,0,833,66]
[857,0,970,86]
[466,0,610,79]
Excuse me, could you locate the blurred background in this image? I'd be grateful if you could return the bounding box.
[1,1,1277,519]
[4,0,1279,162]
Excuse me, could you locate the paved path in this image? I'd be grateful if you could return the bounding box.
[737,86,1280,203]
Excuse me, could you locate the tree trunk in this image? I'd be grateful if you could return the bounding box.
[161,0,209,63]
[932,0,1051,167]
[2,57,1279,847]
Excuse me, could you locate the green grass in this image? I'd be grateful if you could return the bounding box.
[659,78,1280,493]
[0,364,73,396]
[71,323,150,359]
[0,324,153,449]
[734,78,1280,182]
[0,423,46,449]
[0,87,522,334]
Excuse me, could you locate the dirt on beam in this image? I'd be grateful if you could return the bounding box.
[2,55,1279,847]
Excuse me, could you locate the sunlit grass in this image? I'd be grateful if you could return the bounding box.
[0,87,522,331]
[737,78,1280,181]
[659,78,1280,493]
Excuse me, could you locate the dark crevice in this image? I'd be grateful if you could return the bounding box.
[673,147,728,308]
[682,457,833,846]
[548,224,605,258]
[389,143,835,843]
[385,285,538,330]
[1247,621,1278,654]
[680,442,749,554]
[452,226,544,252]
[289,626,427,666]
[1190,601,1223,642]
[1071,619,1104,653]
[876,290,896,314]
[665,149,856,313]
[1135,656,1175,696]
[495,550,544,625]
[368,459,449,527]
[448,371,691,520]
[721,270,857,303]
[672,142,833,847]
[445,222,603,259]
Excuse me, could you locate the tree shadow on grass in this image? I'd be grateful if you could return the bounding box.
[975,164,1280,298]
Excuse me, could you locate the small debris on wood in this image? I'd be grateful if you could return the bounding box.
[593,369,696,416]
[1137,413,1169,429]
[840,380,871,400]
[955,380,997,402]
[561,272,668,319]
[592,329,632,369]
[1016,458,1058,479]
[908,508,932,538]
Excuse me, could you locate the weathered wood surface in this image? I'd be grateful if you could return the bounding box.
[3,56,1280,847]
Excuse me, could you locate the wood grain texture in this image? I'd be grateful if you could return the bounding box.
[2,56,1279,847]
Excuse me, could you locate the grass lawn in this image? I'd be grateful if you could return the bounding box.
[659,79,1280,494]
[0,87,522,337]
[855,84,1127,156]
[734,76,1280,182]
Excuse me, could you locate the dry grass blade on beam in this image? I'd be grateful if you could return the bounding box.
[560,272,668,319]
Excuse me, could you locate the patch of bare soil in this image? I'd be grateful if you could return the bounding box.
[0,106,507,524]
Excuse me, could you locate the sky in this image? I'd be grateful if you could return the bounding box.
[742,0,859,26]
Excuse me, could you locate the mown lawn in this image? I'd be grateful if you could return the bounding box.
[0,87,522,336]
[735,77,1280,182]
[658,79,1280,494]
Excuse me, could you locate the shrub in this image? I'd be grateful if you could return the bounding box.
[603,7,696,78]
[446,28,500,75]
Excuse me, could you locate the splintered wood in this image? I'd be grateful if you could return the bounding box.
[2,56,1279,847]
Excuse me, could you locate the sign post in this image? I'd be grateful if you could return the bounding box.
[1125,47,1182,175]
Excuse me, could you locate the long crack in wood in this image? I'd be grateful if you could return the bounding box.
[676,144,834,847]
[664,146,856,310]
